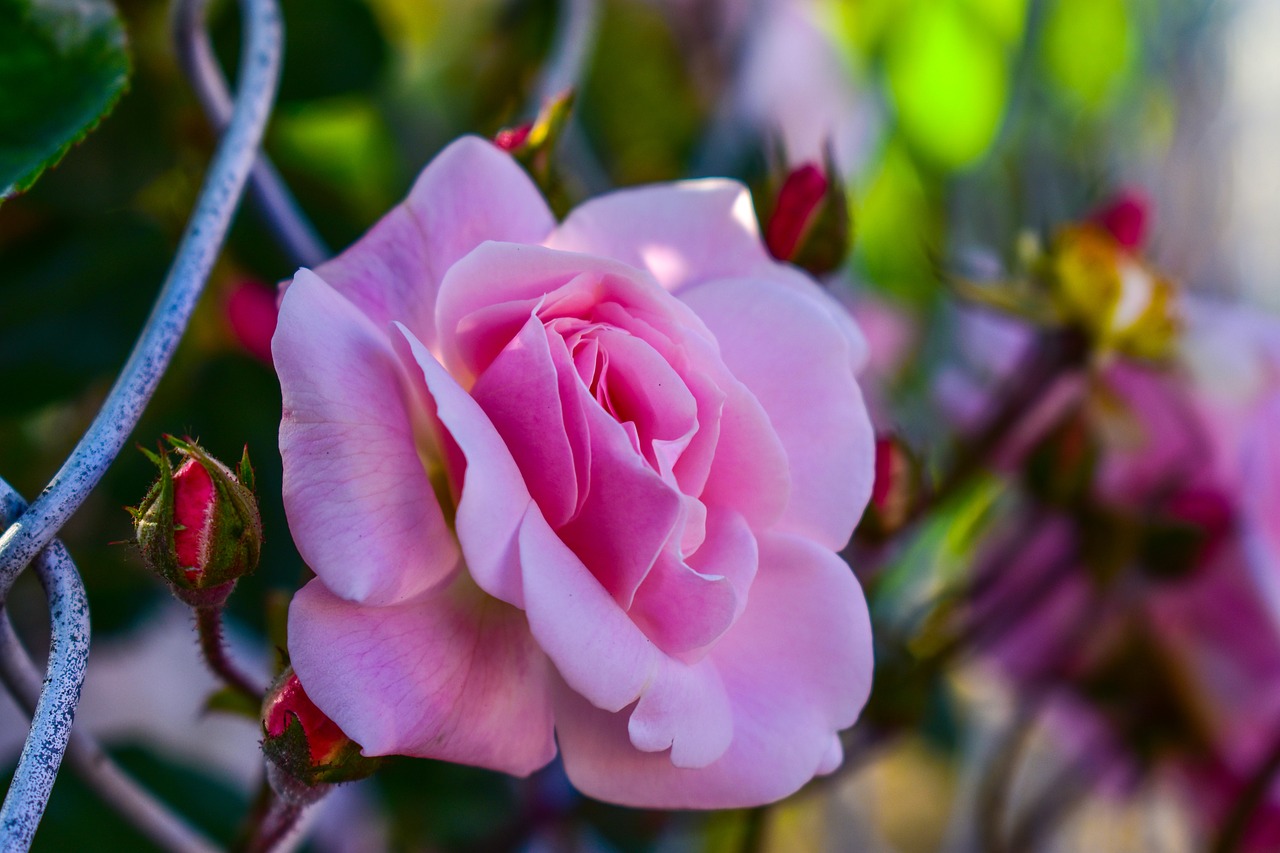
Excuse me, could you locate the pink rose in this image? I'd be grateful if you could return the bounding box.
[272,137,876,807]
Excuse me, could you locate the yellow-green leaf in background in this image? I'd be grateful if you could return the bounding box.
[885,0,1010,171]
[1042,0,1134,109]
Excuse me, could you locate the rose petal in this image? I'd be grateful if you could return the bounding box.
[682,277,873,550]
[275,270,458,605]
[469,314,581,527]
[628,657,733,769]
[554,532,873,808]
[435,242,713,383]
[392,323,536,609]
[547,181,776,293]
[628,508,756,658]
[289,578,556,776]
[554,381,684,607]
[519,504,659,713]
[308,136,555,349]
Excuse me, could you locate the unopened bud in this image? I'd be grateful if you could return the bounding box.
[262,669,380,802]
[493,122,533,152]
[492,90,575,212]
[1091,189,1149,251]
[857,435,920,541]
[763,151,851,276]
[132,436,262,605]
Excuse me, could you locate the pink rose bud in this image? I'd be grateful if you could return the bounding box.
[493,122,533,153]
[132,436,262,605]
[226,279,279,364]
[1091,190,1150,251]
[262,669,379,800]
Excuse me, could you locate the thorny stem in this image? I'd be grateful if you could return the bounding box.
[0,0,283,595]
[195,605,265,703]
[240,788,303,853]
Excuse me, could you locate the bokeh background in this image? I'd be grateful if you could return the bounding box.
[2,0,1277,849]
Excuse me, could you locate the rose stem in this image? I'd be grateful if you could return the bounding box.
[195,605,264,703]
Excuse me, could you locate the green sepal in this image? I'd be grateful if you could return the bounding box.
[263,713,382,788]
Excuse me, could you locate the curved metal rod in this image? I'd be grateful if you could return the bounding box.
[0,0,283,595]
[0,491,90,850]
[532,0,599,110]
[172,0,328,268]
[0,484,219,853]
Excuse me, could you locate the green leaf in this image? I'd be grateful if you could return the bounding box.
[0,0,130,200]
[203,685,262,720]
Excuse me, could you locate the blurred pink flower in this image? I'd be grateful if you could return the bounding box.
[273,137,876,808]
[226,278,279,364]
[972,300,1280,846]
[1091,189,1151,251]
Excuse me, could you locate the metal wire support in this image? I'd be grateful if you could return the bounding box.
[0,0,283,847]
[172,0,329,269]
[0,490,90,851]
[0,0,283,596]
[0,483,219,853]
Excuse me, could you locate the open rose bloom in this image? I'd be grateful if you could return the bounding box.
[272,137,875,807]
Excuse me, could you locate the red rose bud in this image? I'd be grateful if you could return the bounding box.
[226,278,279,364]
[857,435,920,541]
[132,436,262,604]
[765,163,827,261]
[1091,189,1150,251]
[262,669,379,801]
[493,122,533,152]
[763,151,852,276]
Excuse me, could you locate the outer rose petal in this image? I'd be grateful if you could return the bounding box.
[393,324,535,609]
[309,136,555,349]
[275,270,458,605]
[289,578,557,776]
[682,277,874,550]
[547,180,777,292]
[555,532,873,808]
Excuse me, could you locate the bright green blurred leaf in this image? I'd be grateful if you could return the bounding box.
[962,0,1028,45]
[855,141,939,300]
[1042,0,1134,109]
[886,0,1009,171]
[0,0,129,199]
